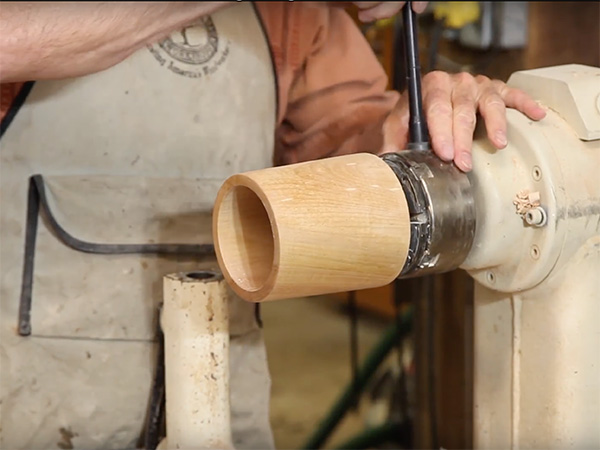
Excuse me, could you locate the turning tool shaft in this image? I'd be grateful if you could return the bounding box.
[402,2,430,151]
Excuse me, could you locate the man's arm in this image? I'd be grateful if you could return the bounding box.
[0,2,234,82]
[257,2,399,166]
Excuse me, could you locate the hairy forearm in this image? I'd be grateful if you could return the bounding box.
[0,2,234,82]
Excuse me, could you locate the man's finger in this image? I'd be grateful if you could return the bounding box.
[477,87,508,149]
[353,2,382,8]
[355,1,428,22]
[381,90,409,154]
[495,81,547,121]
[423,72,454,161]
[451,75,478,172]
[411,1,429,13]
[357,2,406,22]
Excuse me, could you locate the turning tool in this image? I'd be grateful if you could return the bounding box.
[402,1,430,151]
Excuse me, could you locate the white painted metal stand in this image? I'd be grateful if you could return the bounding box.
[158,271,233,450]
[462,64,600,449]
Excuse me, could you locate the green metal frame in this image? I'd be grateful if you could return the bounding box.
[302,308,413,449]
[334,421,411,450]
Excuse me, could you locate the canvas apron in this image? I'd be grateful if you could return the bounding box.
[0,3,276,449]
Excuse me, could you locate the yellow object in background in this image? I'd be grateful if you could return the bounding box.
[374,17,396,30]
[433,1,481,29]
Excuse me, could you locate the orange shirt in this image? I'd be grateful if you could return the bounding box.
[0,2,398,165]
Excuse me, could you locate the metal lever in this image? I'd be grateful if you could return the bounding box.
[402,2,430,151]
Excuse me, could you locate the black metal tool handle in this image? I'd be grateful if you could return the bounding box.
[402,1,430,151]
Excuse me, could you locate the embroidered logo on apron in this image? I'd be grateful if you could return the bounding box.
[147,17,230,79]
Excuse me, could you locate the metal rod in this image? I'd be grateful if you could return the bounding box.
[402,1,429,151]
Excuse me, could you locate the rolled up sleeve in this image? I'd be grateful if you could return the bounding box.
[256,2,399,166]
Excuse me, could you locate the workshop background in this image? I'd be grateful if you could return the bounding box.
[261,2,600,449]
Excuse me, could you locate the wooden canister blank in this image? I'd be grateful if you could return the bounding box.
[212,153,411,302]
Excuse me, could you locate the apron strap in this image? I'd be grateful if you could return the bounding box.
[18,174,215,336]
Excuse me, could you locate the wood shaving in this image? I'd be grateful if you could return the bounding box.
[513,190,541,217]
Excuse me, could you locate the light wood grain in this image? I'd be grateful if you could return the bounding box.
[212,153,411,302]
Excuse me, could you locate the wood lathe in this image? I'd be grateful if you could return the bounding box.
[212,62,600,448]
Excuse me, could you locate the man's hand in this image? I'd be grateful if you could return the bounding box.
[353,2,428,22]
[381,71,547,172]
